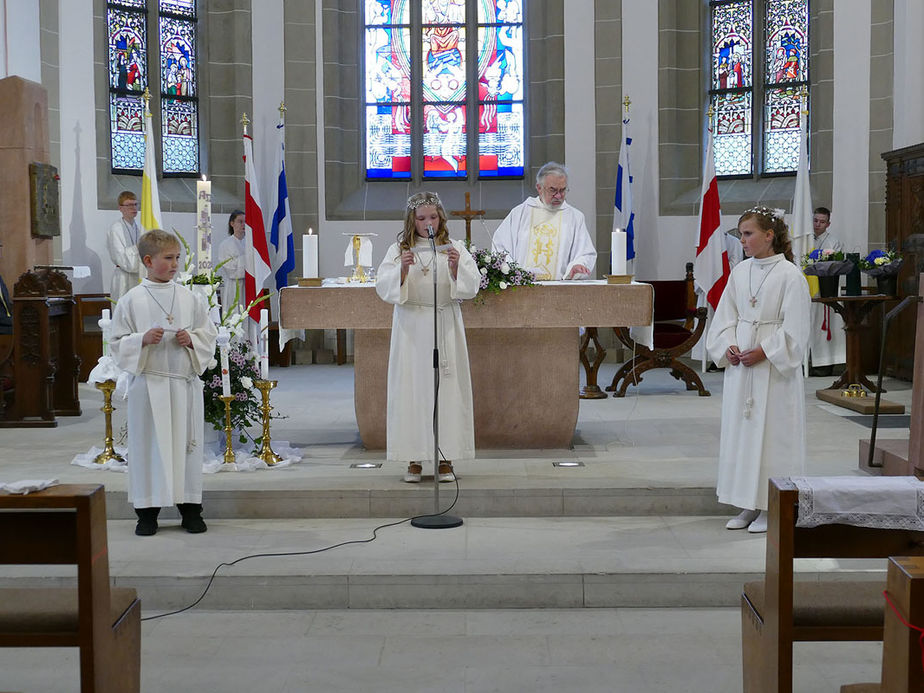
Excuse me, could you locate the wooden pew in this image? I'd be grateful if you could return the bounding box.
[841,555,924,693]
[741,477,924,693]
[0,484,140,692]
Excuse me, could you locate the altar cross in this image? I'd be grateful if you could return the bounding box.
[450,192,485,244]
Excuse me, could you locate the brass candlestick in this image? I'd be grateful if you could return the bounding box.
[218,395,237,464]
[94,380,125,465]
[253,380,283,466]
[349,235,368,283]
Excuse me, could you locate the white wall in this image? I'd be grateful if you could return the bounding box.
[892,0,924,149]
[832,0,871,254]
[0,0,41,82]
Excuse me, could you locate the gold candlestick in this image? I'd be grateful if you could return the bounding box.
[94,380,125,465]
[218,395,237,464]
[349,235,368,283]
[253,380,283,466]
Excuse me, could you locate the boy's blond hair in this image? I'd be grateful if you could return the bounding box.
[117,190,137,206]
[138,229,181,262]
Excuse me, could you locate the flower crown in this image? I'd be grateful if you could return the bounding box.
[742,205,786,221]
[407,193,443,211]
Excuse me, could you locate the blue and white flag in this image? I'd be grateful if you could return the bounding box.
[614,114,635,261]
[270,117,295,291]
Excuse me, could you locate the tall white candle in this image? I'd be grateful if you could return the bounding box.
[99,309,111,358]
[303,229,319,278]
[196,177,212,274]
[611,229,627,275]
[218,329,231,398]
[259,308,269,380]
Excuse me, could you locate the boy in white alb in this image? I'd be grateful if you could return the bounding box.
[110,229,218,536]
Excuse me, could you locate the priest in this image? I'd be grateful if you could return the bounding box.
[492,162,596,280]
[807,206,846,377]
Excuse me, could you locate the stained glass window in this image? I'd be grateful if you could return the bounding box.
[159,0,199,174]
[107,0,200,175]
[708,0,809,177]
[108,1,148,171]
[363,0,526,181]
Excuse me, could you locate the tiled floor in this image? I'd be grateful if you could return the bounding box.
[0,361,911,691]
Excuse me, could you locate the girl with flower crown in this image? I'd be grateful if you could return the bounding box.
[375,192,481,483]
[705,207,812,533]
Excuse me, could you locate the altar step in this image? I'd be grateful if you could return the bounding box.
[102,484,726,521]
[0,516,885,612]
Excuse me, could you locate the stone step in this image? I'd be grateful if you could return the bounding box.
[0,516,886,611]
[103,485,727,520]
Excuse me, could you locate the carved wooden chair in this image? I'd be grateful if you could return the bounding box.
[606,262,710,397]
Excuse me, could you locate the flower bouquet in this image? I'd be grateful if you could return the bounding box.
[857,249,902,277]
[201,335,263,443]
[466,244,536,301]
[800,248,854,277]
[172,230,275,443]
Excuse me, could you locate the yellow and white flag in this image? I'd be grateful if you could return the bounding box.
[141,99,163,231]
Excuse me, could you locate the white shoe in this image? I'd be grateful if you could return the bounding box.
[747,510,768,533]
[726,509,760,530]
[403,463,422,483]
[438,462,455,483]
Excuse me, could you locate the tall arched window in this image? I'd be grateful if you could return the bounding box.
[363,0,525,181]
[709,0,808,177]
[107,0,200,175]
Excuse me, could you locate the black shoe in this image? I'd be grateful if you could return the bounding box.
[177,503,207,533]
[134,507,160,536]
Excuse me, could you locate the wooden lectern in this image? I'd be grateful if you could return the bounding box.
[0,268,81,426]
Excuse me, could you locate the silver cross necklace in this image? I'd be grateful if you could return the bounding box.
[144,284,177,325]
[748,259,779,307]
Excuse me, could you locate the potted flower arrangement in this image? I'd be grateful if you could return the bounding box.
[801,248,854,298]
[466,244,536,301]
[858,248,902,296]
[174,230,272,444]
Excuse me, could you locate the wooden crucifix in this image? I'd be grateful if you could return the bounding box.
[450,192,485,244]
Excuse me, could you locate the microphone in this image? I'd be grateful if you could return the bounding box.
[427,224,435,239]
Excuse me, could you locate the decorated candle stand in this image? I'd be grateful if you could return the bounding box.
[253,308,283,466]
[216,328,237,465]
[92,309,125,465]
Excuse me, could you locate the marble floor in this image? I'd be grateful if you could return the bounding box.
[0,361,912,692]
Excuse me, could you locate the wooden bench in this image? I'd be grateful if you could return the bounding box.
[741,477,924,693]
[841,555,924,693]
[0,484,140,692]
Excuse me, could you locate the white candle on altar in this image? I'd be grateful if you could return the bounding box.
[99,309,111,358]
[611,229,627,275]
[303,228,318,278]
[196,176,213,274]
[259,308,269,380]
[218,328,231,398]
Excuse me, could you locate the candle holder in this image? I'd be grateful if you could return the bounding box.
[253,380,283,466]
[218,395,237,464]
[94,380,125,465]
[349,235,368,283]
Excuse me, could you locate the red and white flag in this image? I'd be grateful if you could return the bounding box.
[242,133,272,322]
[693,125,729,311]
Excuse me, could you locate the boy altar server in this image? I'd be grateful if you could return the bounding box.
[110,229,218,536]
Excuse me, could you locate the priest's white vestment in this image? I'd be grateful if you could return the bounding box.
[107,218,145,302]
[375,239,480,463]
[706,254,812,511]
[807,230,846,367]
[110,280,218,508]
[216,234,245,316]
[491,197,596,280]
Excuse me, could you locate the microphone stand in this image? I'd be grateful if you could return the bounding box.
[411,225,463,530]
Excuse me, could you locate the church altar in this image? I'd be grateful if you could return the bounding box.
[279,281,653,449]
